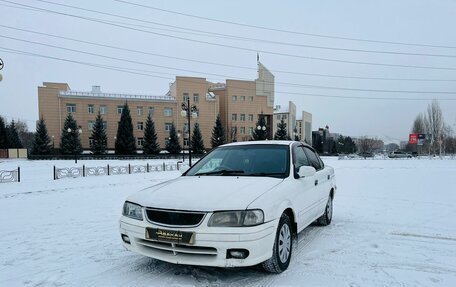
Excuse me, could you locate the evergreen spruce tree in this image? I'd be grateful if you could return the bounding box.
[211,114,225,148]
[191,123,205,154]
[274,118,289,140]
[165,123,181,154]
[60,113,83,155]
[31,118,52,155]
[115,102,136,155]
[143,114,160,155]
[0,116,8,149]
[90,113,108,155]
[7,120,24,148]
[252,114,267,140]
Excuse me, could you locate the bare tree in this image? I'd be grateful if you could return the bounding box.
[357,137,383,153]
[442,124,454,155]
[425,100,444,155]
[15,119,34,149]
[411,113,426,134]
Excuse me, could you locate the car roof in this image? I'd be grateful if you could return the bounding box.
[220,140,312,149]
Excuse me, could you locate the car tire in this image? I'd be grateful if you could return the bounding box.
[317,195,333,226]
[262,213,293,273]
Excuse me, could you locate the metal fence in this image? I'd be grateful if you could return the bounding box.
[54,162,180,180]
[0,166,20,183]
[28,153,205,161]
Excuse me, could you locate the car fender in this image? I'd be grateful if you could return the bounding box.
[246,181,297,224]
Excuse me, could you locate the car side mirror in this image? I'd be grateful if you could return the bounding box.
[298,166,316,178]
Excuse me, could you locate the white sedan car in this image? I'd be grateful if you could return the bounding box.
[119,141,336,273]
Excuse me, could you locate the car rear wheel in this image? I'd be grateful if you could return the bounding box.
[262,213,292,273]
[317,195,333,226]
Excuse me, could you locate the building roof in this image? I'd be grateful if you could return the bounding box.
[59,90,175,102]
[273,105,289,114]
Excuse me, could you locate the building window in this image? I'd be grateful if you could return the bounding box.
[88,120,95,131]
[117,106,123,114]
[277,115,281,120]
[102,121,107,130]
[87,104,94,114]
[193,93,199,103]
[66,103,76,113]
[232,95,237,102]
[240,96,245,102]
[248,96,254,102]
[165,138,170,146]
[148,107,154,116]
[240,114,245,121]
[248,114,254,121]
[240,127,245,134]
[183,93,189,102]
[137,122,144,130]
[99,105,106,115]
[137,106,143,116]
[249,127,254,135]
[164,108,173,117]
[231,114,237,121]
[183,138,189,146]
[137,137,144,147]
[282,115,287,120]
[89,138,94,146]
[165,123,173,132]
[183,123,189,133]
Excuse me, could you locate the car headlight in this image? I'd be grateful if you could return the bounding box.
[208,210,264,227]
[122,201,143,221]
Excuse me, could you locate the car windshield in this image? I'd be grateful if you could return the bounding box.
[185,144,290,178]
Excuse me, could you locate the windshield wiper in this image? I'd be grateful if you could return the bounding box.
[246,172,285,178]
[195,170,245,176]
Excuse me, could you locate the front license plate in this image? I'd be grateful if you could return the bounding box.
[146,228,195,244]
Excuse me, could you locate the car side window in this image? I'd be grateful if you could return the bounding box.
[293,145,310,174]
[304,147,322,171]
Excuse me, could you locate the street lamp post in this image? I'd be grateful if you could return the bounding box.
[178,132,184,162]
[51,135,55,154]
[67,127,82,164]
[181,97,198,166]
[257,124,267,140]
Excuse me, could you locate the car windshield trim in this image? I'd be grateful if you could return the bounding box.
[244,172,286,178]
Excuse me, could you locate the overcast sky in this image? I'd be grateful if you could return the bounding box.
[1,0,456,142]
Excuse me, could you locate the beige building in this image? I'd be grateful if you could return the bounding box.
[211,62,275,141]
[38,61,275,150]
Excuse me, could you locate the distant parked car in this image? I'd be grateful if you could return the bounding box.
[119,141,337,273]
[388,151,412,159]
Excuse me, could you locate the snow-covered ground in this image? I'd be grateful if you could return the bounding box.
[0,158,455,287]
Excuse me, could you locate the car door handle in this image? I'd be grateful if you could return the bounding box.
[314,180,318,186]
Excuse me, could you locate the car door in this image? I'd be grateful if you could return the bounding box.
[291,144,320,229]
[303,146,330,219]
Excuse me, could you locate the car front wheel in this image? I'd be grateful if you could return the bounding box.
[262,213,292,273]
[317,195,333,226]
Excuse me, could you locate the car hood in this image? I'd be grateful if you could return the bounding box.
[127,176,283,211]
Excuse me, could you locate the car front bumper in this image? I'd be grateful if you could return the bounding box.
[119,216,277,267]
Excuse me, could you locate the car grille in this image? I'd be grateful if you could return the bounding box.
[136,238,217,257]
[145,208,206,227]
